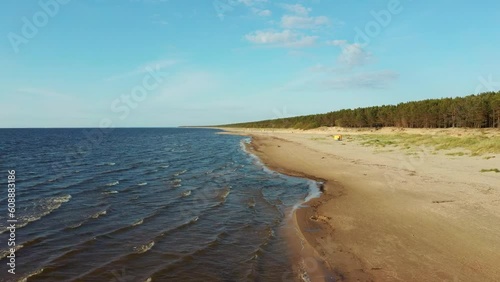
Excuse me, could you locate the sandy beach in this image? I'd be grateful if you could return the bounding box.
[223,127,500,281]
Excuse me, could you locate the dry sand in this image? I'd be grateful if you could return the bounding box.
[222,127,500,281]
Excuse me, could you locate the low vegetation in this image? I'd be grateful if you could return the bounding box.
[480,168,500,173]
[354,133,500,156]
[445,152,467,156]
[310,137,326,141]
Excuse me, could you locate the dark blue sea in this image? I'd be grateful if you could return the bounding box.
[0,128,319,281]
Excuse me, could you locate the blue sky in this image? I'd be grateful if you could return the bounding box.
[1,0,500,127]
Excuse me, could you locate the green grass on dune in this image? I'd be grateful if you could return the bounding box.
[480,168,500,173]
[356,133,500,156]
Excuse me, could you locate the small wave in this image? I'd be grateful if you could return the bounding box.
[304,181,322,202]
[0,244,24,260]
[156,216,200,238]
[48,176,63,182]
[134,241,155,254]
[292,180,323,211]
[240,139,277,175]
[105,181,119,187]
[67,221,85,229]
[20,236,46,248]
[218,189,230,200]
[0,195,72,234]
[102,190,118,195]
[248,197,256,208]
[172,179,182,188]
[132,219,144,226]
[159,165,170,169]
[138,182,148,186]
[97,162,116,166]
[181,190,191,197]
[298,258,313,282]
[18,268,44,282]
[90,210,107,219]
[174,169,187,176]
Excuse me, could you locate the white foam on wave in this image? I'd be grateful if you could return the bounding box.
[292,180,322,211]
[240,138,276,175]
[97,162,116,166]
[68,221,84,229]
[219,189,230,200]
[0,244,24,260]
[0,195,72,234]
[298,263,312,282]
[48,176,62,182]
[132,219,144,226]
[239,139,323,210]
[138,182,148,186]
[304,180,322,203]
[174,169,187,176]
[105,181,119,187]
[102,190,118,195]
[248,197,256,208]
[172,179,182,188]
[90,210,107,219]
[18,268,44,282]
[134,241,155,254]
[182,190,191,197]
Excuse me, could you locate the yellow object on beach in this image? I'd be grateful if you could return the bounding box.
[333,135,342,141]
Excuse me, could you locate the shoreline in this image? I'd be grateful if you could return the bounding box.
[224,127,500,281]
[244,138,336,281]
[245,134,372,281]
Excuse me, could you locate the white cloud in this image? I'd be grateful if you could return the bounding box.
[281,4,311,16]
[329,40,371,67]
[245,30,317,47]
[239,0,271,17]
[338,43,370,67]
[238,0,267,6]
[281,15,330,29]
[255,9,272,16]
[326,39,347,46]
[250,7,272,16]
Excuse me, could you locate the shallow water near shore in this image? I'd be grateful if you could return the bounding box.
[0,128,318,281]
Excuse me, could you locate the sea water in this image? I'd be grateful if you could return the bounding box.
[0,128,318,281]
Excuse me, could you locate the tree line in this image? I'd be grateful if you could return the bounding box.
[222,91,500,129]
